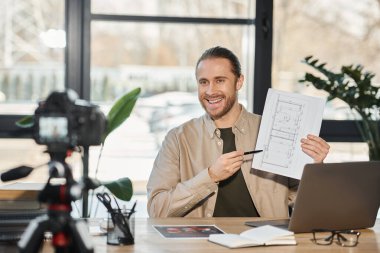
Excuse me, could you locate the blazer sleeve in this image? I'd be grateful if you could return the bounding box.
[146,129,217,217]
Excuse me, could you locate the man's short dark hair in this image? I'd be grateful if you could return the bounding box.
[196,46,242,77]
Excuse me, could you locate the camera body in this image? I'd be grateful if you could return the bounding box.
[33,89,106,153]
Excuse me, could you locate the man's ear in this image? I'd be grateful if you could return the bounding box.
[236,75,244,90]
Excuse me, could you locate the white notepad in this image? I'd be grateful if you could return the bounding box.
[208,225,297,248]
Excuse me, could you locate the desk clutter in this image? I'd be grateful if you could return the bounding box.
[0,217,378,252]
[151,223,297,248]
[96,192,136,245]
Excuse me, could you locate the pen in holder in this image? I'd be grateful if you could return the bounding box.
[107,208,135,245]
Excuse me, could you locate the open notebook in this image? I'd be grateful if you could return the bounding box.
[209,225,296,248]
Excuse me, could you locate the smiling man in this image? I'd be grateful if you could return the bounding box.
[147,46,330,218]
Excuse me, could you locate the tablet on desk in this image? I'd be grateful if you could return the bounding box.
[153,225,225,239]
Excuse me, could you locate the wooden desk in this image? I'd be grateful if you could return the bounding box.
[1,218,379,252]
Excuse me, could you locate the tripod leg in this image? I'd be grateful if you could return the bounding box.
[68,219,94,253]
[18,215,50,253]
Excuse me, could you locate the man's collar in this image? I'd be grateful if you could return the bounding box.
[203,105,249,138]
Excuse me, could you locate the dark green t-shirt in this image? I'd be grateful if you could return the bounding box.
[213,127,260,217]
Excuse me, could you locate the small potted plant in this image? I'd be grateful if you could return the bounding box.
[299,56,380,160]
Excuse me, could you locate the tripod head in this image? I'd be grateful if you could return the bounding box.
[39,149,81,208]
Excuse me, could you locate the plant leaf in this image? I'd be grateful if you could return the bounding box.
[299,55,380,160]
[304,55,313,61]
[103,87,141,142]
[15,115,34,128]
[102,177,133,201]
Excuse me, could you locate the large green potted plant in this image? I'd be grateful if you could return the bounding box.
[16,87,141,202]
[299,56,380,160]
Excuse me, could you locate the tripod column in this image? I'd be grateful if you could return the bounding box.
[82,146,89,218]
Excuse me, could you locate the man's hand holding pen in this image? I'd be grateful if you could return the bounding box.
[208,150,262,183]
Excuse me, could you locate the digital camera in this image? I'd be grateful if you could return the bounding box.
[33,89,106,152]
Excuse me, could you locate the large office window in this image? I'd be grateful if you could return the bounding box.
[273,0,380,119]
[272,0,380,161]
[0,0,66,182]
[0,0,256,218]
[0,0,65,115]
[88,1,255,197]
[92,0,254,18]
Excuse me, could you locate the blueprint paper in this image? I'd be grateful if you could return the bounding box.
[252,89,326,179]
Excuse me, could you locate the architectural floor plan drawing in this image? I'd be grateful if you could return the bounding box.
[262,97,304,168]
[252,89,326,179]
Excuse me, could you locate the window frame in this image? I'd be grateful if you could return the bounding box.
[254,0,367,142]
[0,0,365,142]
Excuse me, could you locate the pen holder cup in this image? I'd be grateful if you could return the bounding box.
[107,209,135,245]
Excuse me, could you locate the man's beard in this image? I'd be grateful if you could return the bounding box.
[200,92,237,120]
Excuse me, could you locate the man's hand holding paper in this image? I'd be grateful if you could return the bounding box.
[301,134,330,163]
[252,88,328,179]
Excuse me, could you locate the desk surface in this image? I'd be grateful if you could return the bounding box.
[1,218,379,252]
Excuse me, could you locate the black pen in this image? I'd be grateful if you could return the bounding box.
[244,150,263,155]
[113,195,122,213]
[128,201,137,219]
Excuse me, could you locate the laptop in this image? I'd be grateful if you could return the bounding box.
[246,161,380,233]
